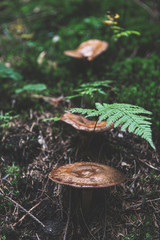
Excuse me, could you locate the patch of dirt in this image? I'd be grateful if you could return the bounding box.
[0,111,160,240]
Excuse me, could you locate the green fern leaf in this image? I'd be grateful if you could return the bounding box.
[66,80,112,99]
[71,103,155,149]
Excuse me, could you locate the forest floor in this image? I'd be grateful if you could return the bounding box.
[0,106,160,240]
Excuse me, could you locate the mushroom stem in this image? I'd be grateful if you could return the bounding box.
[81,189,93,214]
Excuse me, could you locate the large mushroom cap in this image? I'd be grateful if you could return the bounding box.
[60,113,114,132]
[49,162,125,188]
[64,39,109,61]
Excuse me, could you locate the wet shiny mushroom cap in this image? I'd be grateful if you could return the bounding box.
[48,162,125,188]
[60,113,114,132]
[64,39,109,61]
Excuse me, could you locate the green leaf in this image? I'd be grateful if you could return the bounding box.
[114,30,141,40]
[0,63,22,81]
[15,83,47,93]
[66,80,112,100]
[43,116,60,122]
[71,103,155,149]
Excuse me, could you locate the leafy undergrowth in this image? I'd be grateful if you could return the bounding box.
[0,108,160,240]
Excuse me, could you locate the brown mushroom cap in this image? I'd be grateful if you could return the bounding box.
[60,113,114,132]
[48,162,125,188]
[64,39,109,61]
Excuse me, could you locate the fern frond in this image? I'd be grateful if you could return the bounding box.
[66,80,112,99]
[80,80,112,88]
[71,103,155,149]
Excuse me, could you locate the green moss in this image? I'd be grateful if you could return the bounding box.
[110,55,160,131]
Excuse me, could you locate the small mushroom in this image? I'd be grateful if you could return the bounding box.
[60,112,114,132]
[49,162,125,212]
[64,39,109,61]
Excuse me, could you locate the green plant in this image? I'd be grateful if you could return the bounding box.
[0,63,23,98]
[71,102,155,149]
[0,111,19,128]
[66,80,112,107]
[121,234,135,240]
[110,55,160,129]
[0,63,22,81]
[103,12,140,41]
[0,163,21,212]
[66,80,112,99]
[15,83,47,94]
[1,235,6,240]
[4,162,21,177]
[43,116,61,122]
[4,162,21,189]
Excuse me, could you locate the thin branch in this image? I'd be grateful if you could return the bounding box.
[0,190,45,228]
[147,197,160,203]
[13,201,42,226]
[103,191,107,240]
[36,233,41,240]
[132,0,160,19]
[125,197,160,210]
[138,159,160,171]
[80,208,97,240]
[63,188,72,240]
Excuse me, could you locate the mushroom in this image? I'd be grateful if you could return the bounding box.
[60,112,114,132]
[64,39,109,61]
[48,162,125,213]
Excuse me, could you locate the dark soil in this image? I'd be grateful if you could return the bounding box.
[0,110,160,240]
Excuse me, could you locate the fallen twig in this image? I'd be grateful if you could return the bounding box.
[80,208,97,240]
[132,0,160,19]
[103,192,107,240]
[0,189,45,228]
[147,197,160,203]
[125,197,160,210]
[36,233,40,240]
[138,159,160,171]
[13,201,42,226]
[63,188,71,240]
